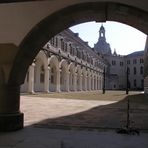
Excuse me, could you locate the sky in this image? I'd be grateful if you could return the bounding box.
[70,21,147,55]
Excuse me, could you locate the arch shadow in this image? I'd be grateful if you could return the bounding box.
[29,93,148,131]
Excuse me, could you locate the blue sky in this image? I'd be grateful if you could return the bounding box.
[70,21,147,55]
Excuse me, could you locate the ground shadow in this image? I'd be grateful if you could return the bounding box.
[31,94,148,131]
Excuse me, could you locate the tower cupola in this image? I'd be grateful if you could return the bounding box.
[99,24,106,39]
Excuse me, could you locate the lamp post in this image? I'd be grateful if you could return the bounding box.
[126,68,129,94]
[102,67,105,94]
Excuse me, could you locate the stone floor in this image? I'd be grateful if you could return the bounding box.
[1,127,148,148]
[21,93,148,130]
[0,91,148,148]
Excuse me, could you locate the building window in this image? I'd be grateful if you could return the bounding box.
[127,67,130,75]
[69,44,73,55]
[91,58,93,65]
[50,37,55,46]
[77,49,80,58]
[64,43,67,52]
[141,79,144,89]
[120,61,123,66]
[134,79,137,88]
[61,39,64,51]
[55,37,58,48]
[82,51,85,60]
[40,65,44,83]
[140,66,143,75]
[112,60,116,65]
[133,59,137,64]
[127,60,130,65]
[60,70,63,85]
[51,67,54,84]
[133,67,136,75]
[140,58,144,63]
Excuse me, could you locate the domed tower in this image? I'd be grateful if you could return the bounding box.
[94,24,111,55]
[99,25,106,39]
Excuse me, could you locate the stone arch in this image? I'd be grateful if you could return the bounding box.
[94,74,97,90]
[34,50,48,92]
[86,69,91,90]
[75,65,82,91]
[8,2,148,86]
[59,59,68,91]
[91,72,94,90]
[82,67,87,91]
[36,50,49,68]
[68,62,75,72]
[49,55,59,68]
[48,55,60,92]
[68,62,75,91]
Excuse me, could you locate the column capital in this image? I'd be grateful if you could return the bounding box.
[31,62,35,67]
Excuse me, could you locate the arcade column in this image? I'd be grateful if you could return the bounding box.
[0,44,23,131]
[0,85,23,131]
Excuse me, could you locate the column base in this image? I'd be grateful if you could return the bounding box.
[0,112,24,132]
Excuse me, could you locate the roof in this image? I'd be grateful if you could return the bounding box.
[126,50,144,57]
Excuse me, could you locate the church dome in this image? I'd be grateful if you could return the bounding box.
[94,25,111,55]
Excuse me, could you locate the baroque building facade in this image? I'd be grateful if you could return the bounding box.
[21,29,106,93]
[21,25,144,93]
[94,25,144,90]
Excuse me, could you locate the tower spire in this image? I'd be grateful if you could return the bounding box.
[113,48,117,56]
[99,24,105,39]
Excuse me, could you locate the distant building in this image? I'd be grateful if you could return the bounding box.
[21,25,144,93]
[21,29,106,93]
[94,25,144,90]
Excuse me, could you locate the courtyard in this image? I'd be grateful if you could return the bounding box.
[0,91,148,148]
[21,91,148,131]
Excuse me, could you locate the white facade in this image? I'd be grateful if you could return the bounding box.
[94,25,144,91]
[105,52,144,90]
[21,29,105,93]
[126,53,144,90]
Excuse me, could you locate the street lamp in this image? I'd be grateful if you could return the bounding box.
[126,68,129,94]
[102,67,105,94]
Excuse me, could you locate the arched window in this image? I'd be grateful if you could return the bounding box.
[51,67,54,84]
[73,47,76,56]
[55,37,58,48]
[127,67,130,75]
[40,65,44,83]
[61,39,64,51]
[64,43,67,52]
[69,44,73,55]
